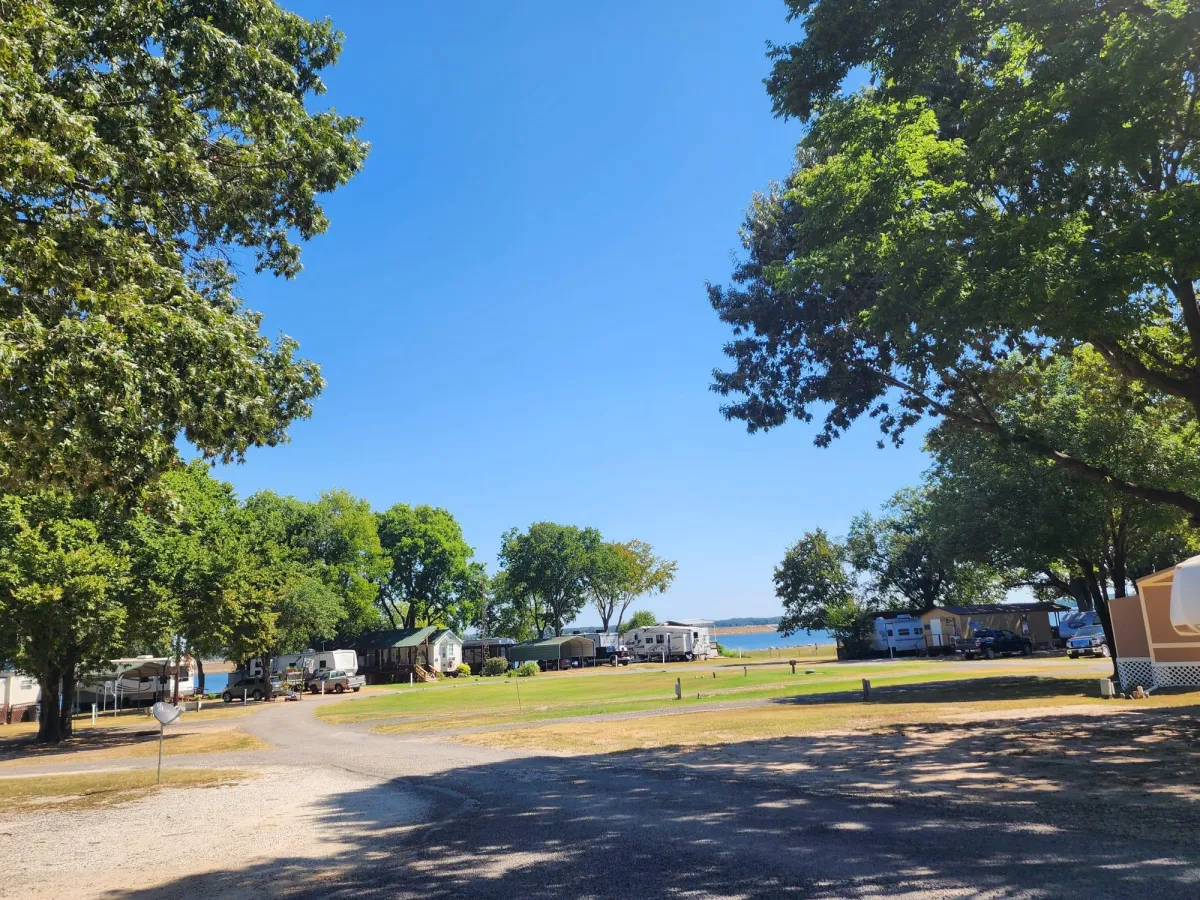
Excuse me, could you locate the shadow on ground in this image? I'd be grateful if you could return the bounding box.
[108,701,1200,899]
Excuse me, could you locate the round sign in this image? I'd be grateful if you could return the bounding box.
[151,702,181,725]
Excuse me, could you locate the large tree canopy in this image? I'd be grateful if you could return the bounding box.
[498,522,602,637]
[711,0,1200,518]
[588,539,677,634]
[0,0,367,495]
[376,504,479,630]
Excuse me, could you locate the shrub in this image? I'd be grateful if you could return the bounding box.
[517,661,540,678]
[455,663,472,678]
[482,657,509,677]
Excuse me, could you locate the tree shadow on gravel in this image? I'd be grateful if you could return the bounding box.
[108,702,1200,900]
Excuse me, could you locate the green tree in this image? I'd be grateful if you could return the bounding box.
[498,523,602,636]
[376,504,477,629]
[0,494,128,743]
[622,609,658,632]
[589,540,677,634]
[0,0,366,497]
[711,0,1200,519]
[487,570,539,642]
[244,489,384,644]
[774,529,863,639]
[846,488,1005,611]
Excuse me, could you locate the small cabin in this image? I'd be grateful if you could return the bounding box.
[1118,558,1200,689]
[351,627,464,682]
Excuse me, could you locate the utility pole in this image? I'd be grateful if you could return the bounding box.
[480,572,490,662]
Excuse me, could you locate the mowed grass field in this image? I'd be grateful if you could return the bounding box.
[316,656,1108,734]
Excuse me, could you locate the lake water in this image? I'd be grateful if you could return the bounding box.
[201,673,229,694]
[714,628,834,652]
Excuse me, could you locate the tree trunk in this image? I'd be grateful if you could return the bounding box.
[36,667,62,744]
[58,654,77,741]
[196,657,206,695]
[1094,597,1119,680]
[1067,575,1094,611]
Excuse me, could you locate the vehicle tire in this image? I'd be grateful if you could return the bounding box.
[983,648,996,660]
[353,686,361,692]
[222,691,233,704]
[1100,645,1110,658]
[334,683,344,694]
[684,652,694,662]
[964,652,975,660]
[1022,644,1033,657]
[251,689,263,701]
[1068,652,1078,659]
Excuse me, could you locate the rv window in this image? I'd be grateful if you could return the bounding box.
[693,632,698,640]
[887,629,894,636]
[656,635,664,644]
[319,660,328,669]
[898,629,909,636]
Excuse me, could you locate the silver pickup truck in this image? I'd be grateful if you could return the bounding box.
[306,669,366,694]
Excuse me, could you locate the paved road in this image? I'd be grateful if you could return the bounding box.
[98,689,1199,899]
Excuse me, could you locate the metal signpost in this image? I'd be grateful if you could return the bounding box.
[151,702,182,784]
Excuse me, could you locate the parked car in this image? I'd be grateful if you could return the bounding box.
[223,675,275,703]
[306,669,366,694]
[1066,625,1110,658]
[607,647,631,666]
[956,629,1033,660]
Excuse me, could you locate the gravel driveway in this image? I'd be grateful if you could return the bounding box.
[3,687,1199,899]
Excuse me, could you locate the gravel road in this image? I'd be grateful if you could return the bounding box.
[3,680,1197,900]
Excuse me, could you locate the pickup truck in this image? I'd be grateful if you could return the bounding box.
[956,629,1033,660]
[306,669,366,694]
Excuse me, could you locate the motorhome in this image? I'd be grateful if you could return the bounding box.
[625,624,714,661]
[1058,610,1099,641]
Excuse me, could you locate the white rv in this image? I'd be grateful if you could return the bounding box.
[77,657,195,709]
[1,671,40,724]
[625,624,714,662]
[270,649,358,677]
[869,616,926,655]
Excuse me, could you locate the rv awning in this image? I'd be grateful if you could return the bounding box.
[509,636,596,662]
[350,627,438,652]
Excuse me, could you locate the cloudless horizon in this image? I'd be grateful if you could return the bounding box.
[209,1,934,623]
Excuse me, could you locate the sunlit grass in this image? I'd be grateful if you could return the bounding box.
[0,768,250,811]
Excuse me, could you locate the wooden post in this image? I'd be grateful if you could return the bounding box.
[675,678,681,700]
[743,666,747,677]
[862,678,871,701]
[156,722,164,784]
[790,660,797,674]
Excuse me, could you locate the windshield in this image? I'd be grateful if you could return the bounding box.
[1075,626,1105,637]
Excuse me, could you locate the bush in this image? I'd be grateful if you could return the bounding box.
[517,661,540,678]
[481,657,509,677]
[455,663,472,678]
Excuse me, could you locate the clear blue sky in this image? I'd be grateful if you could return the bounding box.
[216,0,932,622]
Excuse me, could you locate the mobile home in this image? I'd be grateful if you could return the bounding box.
[1115,557,1200,689]
[351,627,464,682]
[0,671,39,724]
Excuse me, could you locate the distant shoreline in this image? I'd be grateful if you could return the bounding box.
[711,624,778,635]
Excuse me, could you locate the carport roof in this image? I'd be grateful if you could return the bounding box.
[509,636,596,662]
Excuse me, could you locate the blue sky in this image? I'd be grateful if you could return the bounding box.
[216,1,932,622]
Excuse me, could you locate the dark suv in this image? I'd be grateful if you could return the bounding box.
[222,675,275,703]
[956,629,1033,660]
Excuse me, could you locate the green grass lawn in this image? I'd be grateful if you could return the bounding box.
[315,657,1098,732]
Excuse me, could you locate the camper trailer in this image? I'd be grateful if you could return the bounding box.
[626,624,713,662]
[870,615,927,655]
[77,657,195,709]
[269,649,357,678]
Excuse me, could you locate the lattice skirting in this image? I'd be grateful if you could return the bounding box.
[1116,657,1200,690]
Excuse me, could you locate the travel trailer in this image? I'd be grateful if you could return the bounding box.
[269,649,358,677]
[625,624,714,661]
[77,657,195,709]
